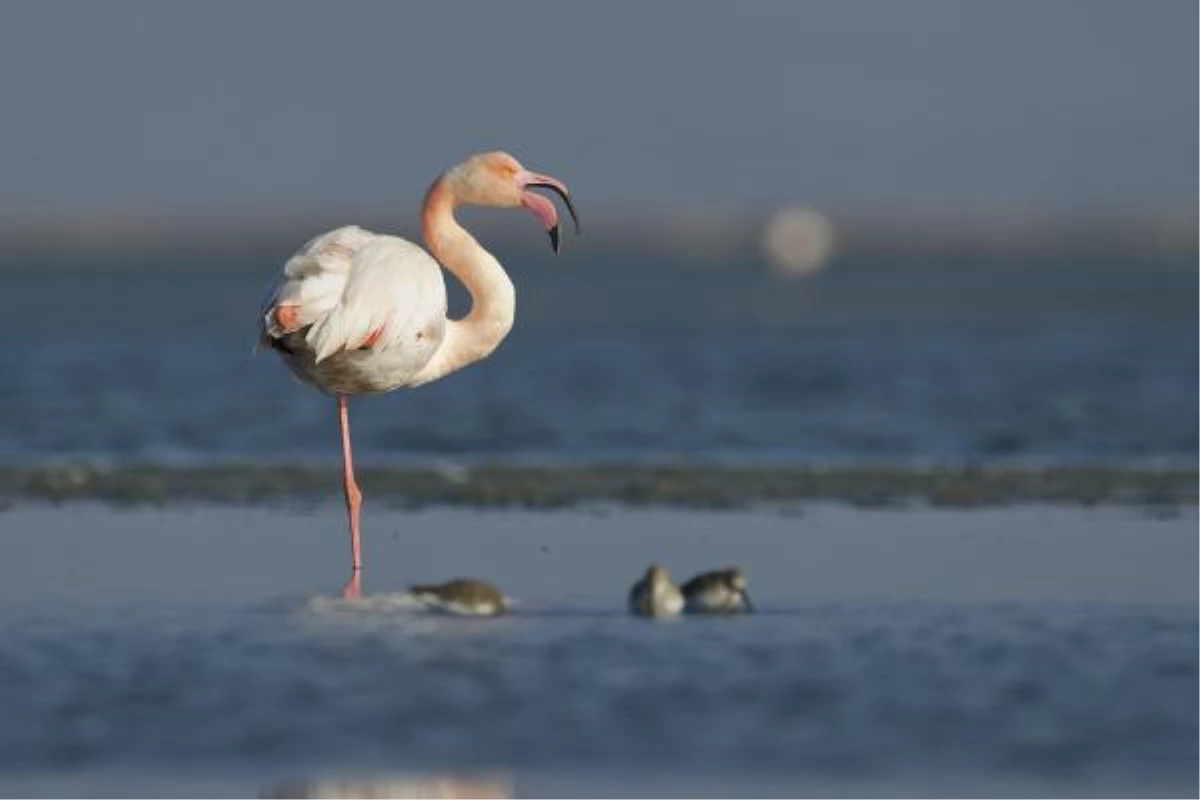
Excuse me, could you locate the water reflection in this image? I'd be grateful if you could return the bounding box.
[262,772,513,799]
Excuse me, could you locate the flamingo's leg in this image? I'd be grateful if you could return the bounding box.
[342,570,361,602]
[338,394,363,575]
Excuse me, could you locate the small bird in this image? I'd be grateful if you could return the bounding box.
[681,568,754,614]
[258,151,579,596]
[409,579,508,616]
[628,564,684,618]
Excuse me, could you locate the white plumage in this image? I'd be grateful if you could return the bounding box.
[260,225,448,394]
[628,564,685,619]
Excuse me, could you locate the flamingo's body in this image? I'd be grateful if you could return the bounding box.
[258,152,578,595]
[263,225,448,395]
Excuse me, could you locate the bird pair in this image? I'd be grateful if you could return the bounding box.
[406,567,754,619]
[628,564,753,619]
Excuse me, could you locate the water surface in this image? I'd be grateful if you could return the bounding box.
[0,505,1194,797]
[0,251,1193,466]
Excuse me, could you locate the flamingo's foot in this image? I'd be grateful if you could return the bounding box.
[341,570,362,602]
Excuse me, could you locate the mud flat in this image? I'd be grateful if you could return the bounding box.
[2,463,1194,510]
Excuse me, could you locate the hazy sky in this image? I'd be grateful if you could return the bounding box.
[0,0,1194,216]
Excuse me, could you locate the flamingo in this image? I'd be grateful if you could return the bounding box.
[258,151,579,596]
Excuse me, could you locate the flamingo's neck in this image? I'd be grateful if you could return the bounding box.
[411,178,515,385]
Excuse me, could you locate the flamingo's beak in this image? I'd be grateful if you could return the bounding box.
[519,171,581,253]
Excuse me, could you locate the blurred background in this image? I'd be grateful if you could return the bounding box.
[0,0,1194,467]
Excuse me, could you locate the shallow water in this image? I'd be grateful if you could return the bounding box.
[0,505,1194,797]
[0,247,1195,795]
[0,252,1194,466]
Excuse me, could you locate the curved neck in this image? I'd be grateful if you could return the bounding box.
[412,178,515,385]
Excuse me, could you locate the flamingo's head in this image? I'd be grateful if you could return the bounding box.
[446,151,581,253]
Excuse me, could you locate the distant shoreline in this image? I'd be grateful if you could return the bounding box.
[0,206,1194,262]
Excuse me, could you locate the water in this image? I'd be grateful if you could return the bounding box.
[0,505,1195,797]
[3,600,1194,795]
[0,247,1195,796]
[0,249,1193,466]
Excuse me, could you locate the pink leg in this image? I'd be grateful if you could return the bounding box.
[338,394,363,575]
[342,571,361,602]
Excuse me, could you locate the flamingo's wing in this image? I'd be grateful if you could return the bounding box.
[259,225,374,340]
[305,236,445,363]
[261,226,445,364]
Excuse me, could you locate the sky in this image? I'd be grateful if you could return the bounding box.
[0,0,1194,217]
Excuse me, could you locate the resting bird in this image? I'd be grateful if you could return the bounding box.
[681,568,754,613]
[628,564,685,618]
[409,578,508,617]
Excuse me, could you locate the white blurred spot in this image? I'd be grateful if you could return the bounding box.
[262,773,513,798]
[762,207,836,277]
[434,459,471,484]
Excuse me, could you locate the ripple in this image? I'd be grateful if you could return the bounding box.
[0,602,1193,791]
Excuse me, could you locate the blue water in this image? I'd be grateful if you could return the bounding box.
[0,505,1194,797]
[1,601,1193,795]
[0,248,1195,797]
[0,249,1194,466]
